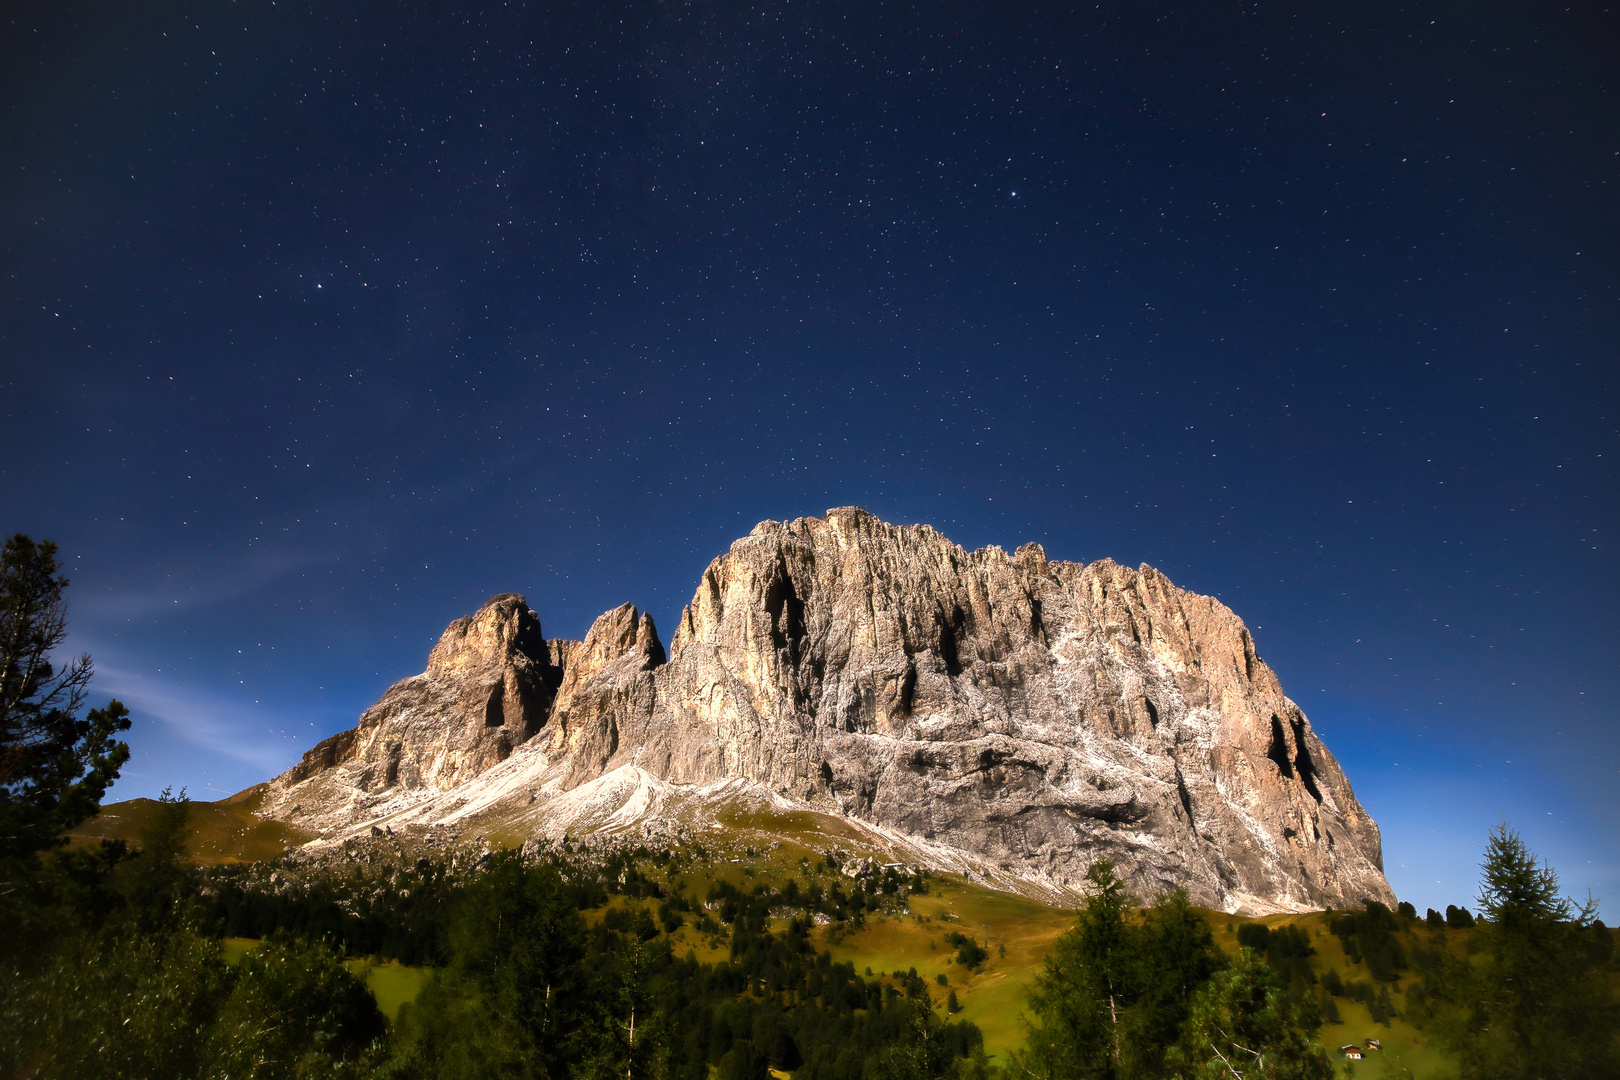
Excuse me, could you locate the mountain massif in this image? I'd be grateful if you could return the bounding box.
[256,508,1394,914]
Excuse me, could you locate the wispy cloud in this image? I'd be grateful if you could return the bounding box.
[77,547,327,623]
[93,664,316,775]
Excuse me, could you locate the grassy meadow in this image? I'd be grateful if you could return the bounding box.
[554,838,1471,1073]
[69,786,309,864]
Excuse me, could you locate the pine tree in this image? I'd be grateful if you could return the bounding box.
[1020,861,1134,1080]
[0,535,130,947]
[397,852,601,1079]
[117,787,194,931]
[868,998,964,1080]
[1123,891,1224,1079]
[1019,864,1222,1080]
[1167,949,1332,1080]
[1432,824,1619,1080]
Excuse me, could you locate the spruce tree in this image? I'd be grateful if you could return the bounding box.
[1433,824,1619,1080]
[1123,891,1223,1078]
[1021,861,1134,1080]
[117,787,194,932]
[1167,949,1332,1080]
[1020,864,1221,1080]
[868,998,965,1080]
[0,534,130,946]
[398,852,601,1080]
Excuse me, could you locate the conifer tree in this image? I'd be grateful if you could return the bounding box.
[0,534,130,945]
[399,852,601,1080]
[1021,861,1134,1080]
[1020,863,1222,1080]
[868,997,963,1080]
[1167,949,1332,1080]
[1123,891,1224,1078]
[117,787,193,931]
[1432,824,1619,1080]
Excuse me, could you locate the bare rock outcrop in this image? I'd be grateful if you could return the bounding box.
[277,594,563,796]
[261,508,1394,913]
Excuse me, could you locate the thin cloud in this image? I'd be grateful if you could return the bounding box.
[93,664,311,775]
[77,548,326,622]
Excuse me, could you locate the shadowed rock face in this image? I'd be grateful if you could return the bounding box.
[265,508,1394,912]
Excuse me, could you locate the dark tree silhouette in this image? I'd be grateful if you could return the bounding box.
[1,535,130,930]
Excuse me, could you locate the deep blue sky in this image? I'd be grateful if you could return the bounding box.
[3,1,1615,916]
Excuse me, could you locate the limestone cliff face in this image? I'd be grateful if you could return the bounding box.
[281,594,562,794]
[263,508,1393,912]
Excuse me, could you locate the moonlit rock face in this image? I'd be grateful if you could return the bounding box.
[262,507,1394,913]
[277,594,561,793]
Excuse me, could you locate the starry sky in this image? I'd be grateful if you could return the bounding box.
[3,1,1615,916]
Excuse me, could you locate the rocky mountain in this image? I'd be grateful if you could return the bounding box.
[257,507,1394,914]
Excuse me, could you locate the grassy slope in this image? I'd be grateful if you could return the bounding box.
[70,787,311,864]
[603,815,1073,1061]
[820,876,1074,1059]
[644,843,1465,1071]
[1210,911,1457,1079]
[821,892,1461,1072]
[212,893,1474,1073]
[644,804,1461,1070]
[88,794,1602,1075]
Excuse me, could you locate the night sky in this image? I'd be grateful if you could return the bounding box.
[3,1,1615,916]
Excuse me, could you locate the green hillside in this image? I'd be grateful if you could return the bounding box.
[80,794,1620,1077]
[70,787,310,864]
[1211,911,1455,1078]
[216,873,1471,1073]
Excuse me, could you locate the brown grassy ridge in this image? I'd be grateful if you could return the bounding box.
[68,787,311,864]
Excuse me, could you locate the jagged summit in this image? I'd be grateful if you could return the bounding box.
[257,507,1394,914]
